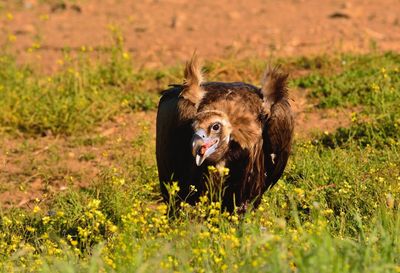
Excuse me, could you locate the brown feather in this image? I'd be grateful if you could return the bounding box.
[261,66,294,189]
[156,58,294,213]
[260,66,289,117]
[198,82,263,150]
[180,53,205,107]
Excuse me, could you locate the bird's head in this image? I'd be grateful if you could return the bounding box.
[191,110,232,166]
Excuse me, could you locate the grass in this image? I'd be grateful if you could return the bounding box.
[0,42,399,272]
[293,52,400,109]
[0,35,161,136]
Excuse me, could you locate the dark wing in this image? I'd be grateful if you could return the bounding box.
[260,67,294,189]
[156,85,183,200]
[156,55,205,202]
[263,100,294,188]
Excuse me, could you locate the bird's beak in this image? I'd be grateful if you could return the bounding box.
[191,131,219,166]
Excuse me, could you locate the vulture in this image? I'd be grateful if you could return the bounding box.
[156,55,294,212]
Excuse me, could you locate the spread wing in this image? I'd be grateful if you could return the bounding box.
[260,67,294,189]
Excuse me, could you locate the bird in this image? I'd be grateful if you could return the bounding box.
[156,54,294,213]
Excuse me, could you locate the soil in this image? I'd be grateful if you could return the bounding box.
[1,0,399,71]
[0,95,352,208]
[0,0,398,207]
[0,111,156,208]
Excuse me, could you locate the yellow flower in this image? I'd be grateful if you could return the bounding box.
[157,203,168,214]
[251,260,259,267]
[33,206,41,213]
[351,112,357,122]
[370,83,380,92]
[26,226,36,233]
[218,166,230,176]
[42,216,51,225]
[122,52,130,60]
[214,256,222,264]
[109,225,118,233]
[322,209,334,216]
[32,42,41,49]
[294,188,305,198]
[88,199,101,209]
[39,14,49,21]
[199,231,210,239]
[208,166,217,173]
[6,12,13,20]
[121,99,129,107]
[199,195,208,204]
[2,216,12,226]
[189,184,198,192]
[169,182,180,195]
[8,34,16,43]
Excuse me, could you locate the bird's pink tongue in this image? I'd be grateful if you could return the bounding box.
[198,143,211,156]
[199,138,219,156]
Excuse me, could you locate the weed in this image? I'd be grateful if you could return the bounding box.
[0,52,400,272]
[0,33,160,136]
[293,52,400,108]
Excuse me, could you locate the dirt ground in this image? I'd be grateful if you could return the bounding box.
[1,0,400,71]
[0,88,353,209]
[0,0,399,207]
[0,111,156,208]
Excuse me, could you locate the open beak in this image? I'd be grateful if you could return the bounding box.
[191,131,219,166]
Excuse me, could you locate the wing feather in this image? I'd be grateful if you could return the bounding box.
[156,61,293,211]
[260,67,294,189]
[156,86,182,199]
[156,86,204,203]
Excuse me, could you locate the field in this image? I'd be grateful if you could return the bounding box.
[1,1,400,272]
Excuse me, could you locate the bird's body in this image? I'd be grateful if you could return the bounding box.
[156,56,293,212]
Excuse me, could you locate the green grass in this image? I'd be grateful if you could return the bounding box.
[0,51,399,272]
[293,52,400,108]
[0,32,164,136]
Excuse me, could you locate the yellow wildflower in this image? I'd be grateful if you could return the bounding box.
[33,206,41,213]
[6,12,13,20]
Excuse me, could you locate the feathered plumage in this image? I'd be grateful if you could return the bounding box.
[156,55,294,212]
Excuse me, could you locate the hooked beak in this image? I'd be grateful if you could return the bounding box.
[191,131,219,166]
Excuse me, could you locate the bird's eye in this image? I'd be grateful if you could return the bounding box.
[212,123,221,131]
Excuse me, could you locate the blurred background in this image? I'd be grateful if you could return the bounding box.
[1,0,399,72]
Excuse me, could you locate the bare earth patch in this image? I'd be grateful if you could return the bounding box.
[0,92,352,208]
[1,0,399,71]
[290,88,354,139]
[0,111,156,208]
